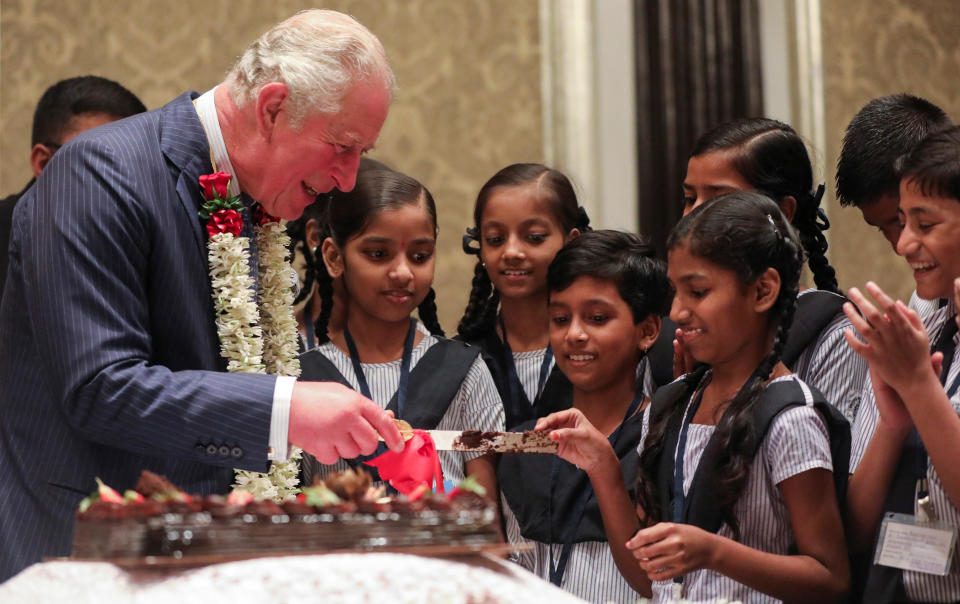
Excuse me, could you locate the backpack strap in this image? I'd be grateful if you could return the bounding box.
[297,348,353,387]
[652,365,708,521]
[385,337,481,430]
[781,291,847,368]
[687,379,849,533]
[657,376,849,535]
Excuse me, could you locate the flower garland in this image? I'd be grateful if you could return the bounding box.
[198,171,302,502]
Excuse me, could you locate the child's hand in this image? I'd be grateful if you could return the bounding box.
[673,328,695,379]
[626,522,717,581]
[870,367,913,438]
[843,282,934,394]
[535,409,614,473]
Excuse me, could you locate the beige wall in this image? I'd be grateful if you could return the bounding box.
[0,0,543,331]
[821,0,960,302]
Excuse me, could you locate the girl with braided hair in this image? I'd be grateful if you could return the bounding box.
[677,118,867,422]
[537,193,850,603]
[287,157,391,352]
[298,167,504,496]
[457,163,599,429]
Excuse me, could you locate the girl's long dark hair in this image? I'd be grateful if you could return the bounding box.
[636,191,804,539]
[456,163,589,341]
[690,118,839,294]
[311,165,444,343]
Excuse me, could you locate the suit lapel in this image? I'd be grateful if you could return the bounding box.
[159,92,213,260]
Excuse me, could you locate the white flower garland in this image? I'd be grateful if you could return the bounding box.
[205,220,303,502]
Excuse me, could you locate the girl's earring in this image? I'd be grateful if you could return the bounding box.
[311,246,319,255]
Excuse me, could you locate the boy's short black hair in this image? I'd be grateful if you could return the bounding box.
[836,94,952,207]
[547,229,671,323]
[898,125,960,202]
[31,76,146,146]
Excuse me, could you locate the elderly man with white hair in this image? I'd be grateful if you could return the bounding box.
[0,9,404,581]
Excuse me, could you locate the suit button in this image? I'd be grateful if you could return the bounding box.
[231,447,243,459]
[218,445,230,457]
[206,444,218,456]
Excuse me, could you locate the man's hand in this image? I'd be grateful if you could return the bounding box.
[288,382,404,464]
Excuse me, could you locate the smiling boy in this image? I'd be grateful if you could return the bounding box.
[844,126,960,602]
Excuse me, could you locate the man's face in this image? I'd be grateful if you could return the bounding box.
[858,193,903,251]
[255,82,390,220]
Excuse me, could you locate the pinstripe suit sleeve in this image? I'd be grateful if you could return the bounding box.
[18,132,275,470]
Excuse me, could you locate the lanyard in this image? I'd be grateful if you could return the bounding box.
[547,389,644,586]
[499,315,553,410]
[670,366,767,585]
[343,317,416,418]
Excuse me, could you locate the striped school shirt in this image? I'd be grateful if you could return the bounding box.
[648,374,834,603]
[303,322,505,485]
[792,289,869,423]
[851,299,960,602]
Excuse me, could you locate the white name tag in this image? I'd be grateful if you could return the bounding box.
[875,513,957,576]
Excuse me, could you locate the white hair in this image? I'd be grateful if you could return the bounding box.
[227,9,395,126]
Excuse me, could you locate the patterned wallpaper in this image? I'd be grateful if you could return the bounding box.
[0,0,543,331]
[821,0,960,302]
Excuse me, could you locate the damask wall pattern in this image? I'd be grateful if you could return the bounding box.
[821,0,960,303]
[0,0,543,331]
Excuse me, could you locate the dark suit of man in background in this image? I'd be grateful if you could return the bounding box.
[0,76,146,295]
[0,9,404,581]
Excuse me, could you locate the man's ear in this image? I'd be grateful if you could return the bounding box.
[636,314,662,353]
[753,267,781,313]
[254,82,291,140]
[779,196,797,222]
[29,144,56,177]
[321,237,344,278]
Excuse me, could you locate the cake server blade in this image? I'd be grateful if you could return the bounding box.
[425,430,558,454]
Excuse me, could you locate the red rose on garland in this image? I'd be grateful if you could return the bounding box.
[198,171,245,238]
[199,171,232,200]
[251,203,279,226]
[206,208,244,237]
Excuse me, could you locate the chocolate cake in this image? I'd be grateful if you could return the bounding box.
[71,470,498,560]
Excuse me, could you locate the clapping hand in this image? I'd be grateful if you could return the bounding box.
[673,328,695,379]
[843,282,937,395]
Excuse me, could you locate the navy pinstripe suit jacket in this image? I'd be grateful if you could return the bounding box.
[0,93,278,580]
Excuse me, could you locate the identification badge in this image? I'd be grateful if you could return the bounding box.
[875,512,957,576]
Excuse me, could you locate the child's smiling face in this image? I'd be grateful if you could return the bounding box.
[324,200,436,326]
[548,276,657,393]
[897,178,960,301]
[479,184,570,301]
[667,244,773,368]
